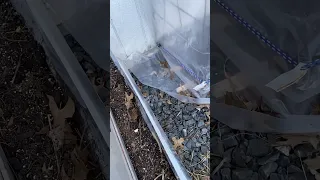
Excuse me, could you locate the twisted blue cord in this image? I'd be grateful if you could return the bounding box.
[213,0,320,70]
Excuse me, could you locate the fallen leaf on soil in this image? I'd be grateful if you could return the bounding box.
[71,146,89,180]
[159,92,164,98]
[91,77,104,92]
[310,169,320,180]
[172,137,184,150]
[47,95,75,150]
[128,107,139,122]
[42,163,53,173]
[312,104,320,115]
[61,166,70,180]
[15,26,21,32]
[7,117,14,127]
[205,112,210,120]
[304,156,320,170]
[142,92,148,97]
[275,146,291,156]
[36,126,50,135]
[47,95,75,127]
[167,100,172,104]
[48,126,65,150]
[125,92,134,109]
[304,156,320,180]
[274,135,320,149]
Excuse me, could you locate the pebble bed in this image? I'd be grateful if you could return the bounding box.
[210,123,317,180]
[136,83,210,176]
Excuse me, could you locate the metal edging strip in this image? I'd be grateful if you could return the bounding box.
[110,53,191,180]
[26,0,110,147]
[110,110,138,180]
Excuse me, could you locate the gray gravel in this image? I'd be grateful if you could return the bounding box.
[210,124,318,180]
[138,84,210,175]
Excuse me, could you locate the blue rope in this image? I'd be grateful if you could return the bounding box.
[213,0,320,70]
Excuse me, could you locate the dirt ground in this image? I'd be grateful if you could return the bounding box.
[110,62,176,180]
[0,1,103,179]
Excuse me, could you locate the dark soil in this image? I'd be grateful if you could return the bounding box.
[110,62,176,180]
[0,1,103,179]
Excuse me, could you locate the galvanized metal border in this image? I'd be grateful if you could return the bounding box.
[111,54,192,180]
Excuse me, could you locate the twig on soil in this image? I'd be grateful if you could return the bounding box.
[154,169,165,180]
[212,157,227,176]
[298,151,308,180]
[151,131,163,154]
[11,54,21,84]
[0,34,27,42]
[47,115,60,175]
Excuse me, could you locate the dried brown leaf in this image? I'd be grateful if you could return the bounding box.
[312,104,320,115]
[36,126,50,135]
[47,95,59,120]
[7,117,14,127]
[275,135,320,149]
[59,97,75,121]
[15,26,21,33]
[304,156,320,170]
[159,61,169,68]
[172,137,184,150]
[128,108,139,122]
[125,92,134,109]
[142,92,148,97]
[310,169,320,180]
[46,95,75,127]
[159,92,164,98]
[304,156,320,180]
[91,77,104,92]
[205,112,210,120]
[167,100,172,105]
[48,126,64,150]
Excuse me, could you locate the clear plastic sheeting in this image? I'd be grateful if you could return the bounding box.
[110,0,210,104]
[212,0,320,133]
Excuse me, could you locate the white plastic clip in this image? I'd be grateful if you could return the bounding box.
[193,81,207,91]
